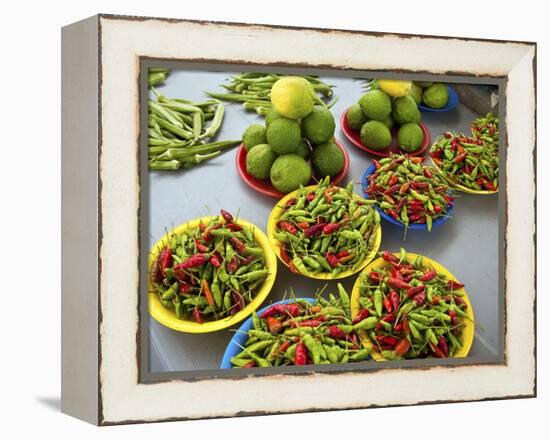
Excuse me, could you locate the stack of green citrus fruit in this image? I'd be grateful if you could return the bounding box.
[243,76,345,194]
[347,86,425,153]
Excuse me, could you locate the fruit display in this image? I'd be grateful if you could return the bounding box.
[241,76,346,194]
[353,249,473,360]
[346,84,425,153]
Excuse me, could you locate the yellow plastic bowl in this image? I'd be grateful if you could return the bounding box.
[267,185,382,280]
[431,157,498,195]
[148,216,277,333]
[351,252,475,360]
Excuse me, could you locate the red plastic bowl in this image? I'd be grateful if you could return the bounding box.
[340,108,431,158]
[235,139,350,198]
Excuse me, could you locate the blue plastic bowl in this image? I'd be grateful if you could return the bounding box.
[418,85,459,112]
[220,298,316,369]
[361,164,454,230]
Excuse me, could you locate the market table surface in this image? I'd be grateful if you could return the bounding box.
[148,70,499,372]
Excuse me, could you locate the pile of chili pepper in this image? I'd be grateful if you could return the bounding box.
[356,248,469,360]
[273,177,380,278]
[148,68,170,88]
[230,284,371,368]
[471,112,499,145]
[206,72,337,116]
[365,154,453,231]
[150,209,270,323]
[148,87,240,171]
[429,131,498,192]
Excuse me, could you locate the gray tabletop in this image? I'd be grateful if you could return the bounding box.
[148,70,498,373]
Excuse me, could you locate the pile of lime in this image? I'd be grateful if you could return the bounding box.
[242,76,345,194]
[412,82,449,109]
[347,81,425,153]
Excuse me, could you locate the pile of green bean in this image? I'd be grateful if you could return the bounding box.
[206,73,337,115]
[273,177,380,277]
[231,284,371,368]
[429,131,498,191]
[150,209,270,323]
[148,89,240,170]
[357,248,469,360]
[148,68,170,88]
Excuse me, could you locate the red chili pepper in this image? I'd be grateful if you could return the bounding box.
[413,291,426,306]
[280,246,291,264]
[225,223,243,232]
[448,309,458,325]
[419,270,437,281]
[174,254,207,270]
[377,335,399,347]
[423,168,433,179]
[481,179,497,191]
[327,325,347,339]
[395,339,410,356]
[226,255,239,274]
[389,290,400,312]
[388,277,411,290]
[229,236,247,255]
[202,279,215,306]
[373,159,381,169]
[387,209,399,220]
[194,238,209,253]
[411,181,429,190]
[407,213,422,222]
[266,316,283,334]
[202,222,222,242]
[209,253,222,268]
[455,152,467,164]
[288,259,298,273]
[306,192,316,202]
[387,173,398,187]
[284,197,297,208]
[381,313,396,323]
[399,182,411,193]
[444,132,452,139]
[231,290,244,314]
[383,295,393,313]
[393,322,403,333]
[276,340,292,355]
[325,252,339,268]
[402,316,411,335]
[438,336,449,357]
[220,209,234,223]
[304,223,326,238]
[406,285,425,298]
[382,251,399,263]
[260,303,302,319]
[352,308,370,324]
[294,342,308,365]
[243,360,256,368]
[448,280,465,290]
[433,205,442,214]
[369,271,383,283]
[278,220,298,235]
[178,283,191,294]
[431,344,446,358]
[349,333,361,350]
[198,222,206,232]
[336,250,350,259]
[158,247,173,278]
[192,308,204,324]
[322,223,341,235]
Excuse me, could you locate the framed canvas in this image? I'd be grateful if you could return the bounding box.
[61,14,536,425]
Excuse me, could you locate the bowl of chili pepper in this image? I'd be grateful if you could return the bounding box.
[235,139,350,199]
[429,132,498,195]
[221,284,372,368]
[362,155,455,231]
[148,210,277,333]
[267,177,382,280]
[340,110,431,158]
[350,249,475,361]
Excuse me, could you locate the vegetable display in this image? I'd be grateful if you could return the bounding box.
[429,130,498,192]
[365,154,454,231]
[148,88,240,171]
[150,210,271,323]
[355,249,471,360]
[207,72,337,115]
[471,112,499,144]
[271,177,381,277]
[229,285,371,367]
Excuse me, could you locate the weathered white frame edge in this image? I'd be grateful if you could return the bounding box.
[61,15,536,425]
